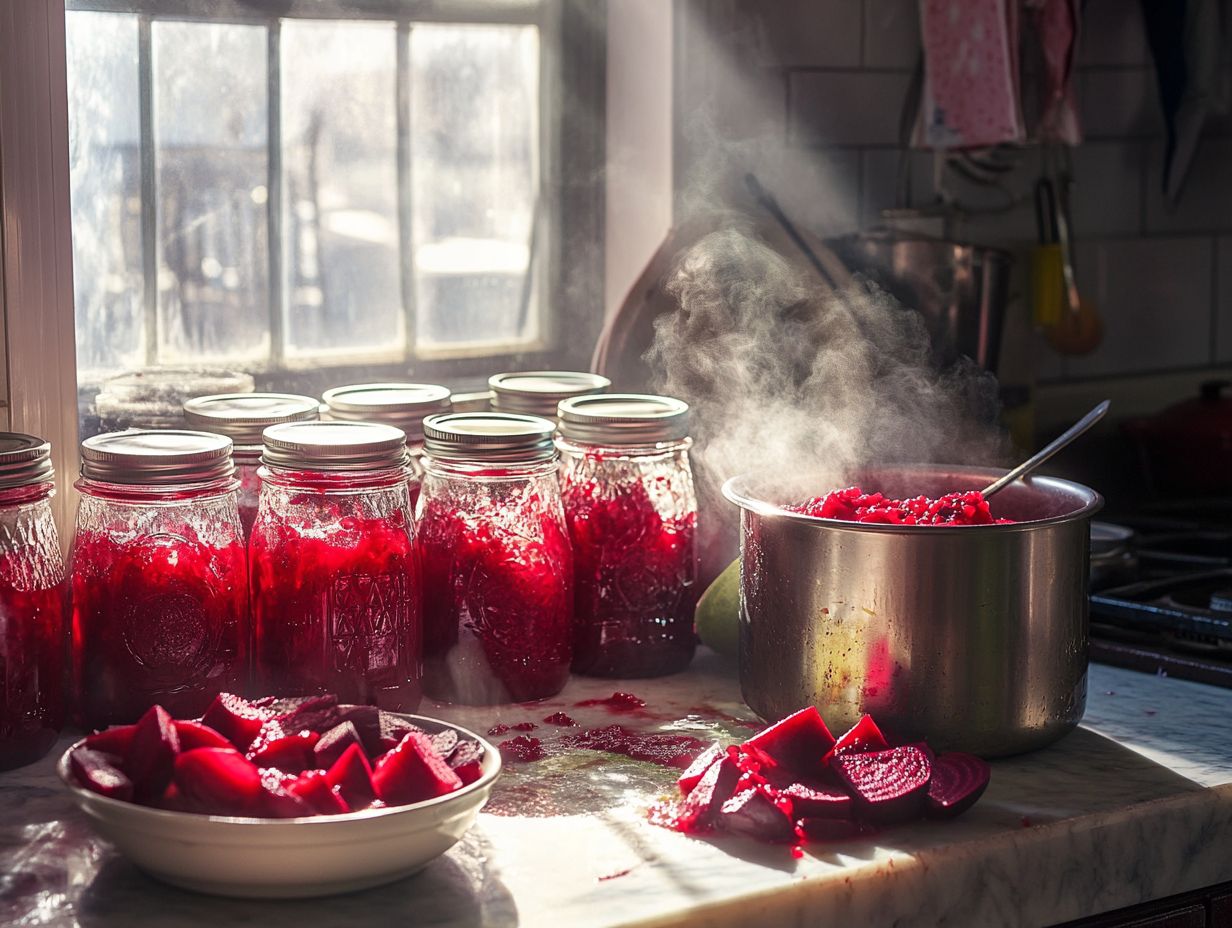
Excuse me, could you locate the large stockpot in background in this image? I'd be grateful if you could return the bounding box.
[723,465,1102,757]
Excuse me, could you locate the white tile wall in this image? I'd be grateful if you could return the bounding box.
[674,0,1232,383]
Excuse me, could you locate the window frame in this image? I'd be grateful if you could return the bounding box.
[63,0,605,388]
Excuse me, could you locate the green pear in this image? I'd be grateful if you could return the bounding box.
[696,558,741,659]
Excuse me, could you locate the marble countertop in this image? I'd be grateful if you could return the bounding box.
[3,653,1231,928]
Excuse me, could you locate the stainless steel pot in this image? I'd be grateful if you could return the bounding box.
[722,465,1103,757]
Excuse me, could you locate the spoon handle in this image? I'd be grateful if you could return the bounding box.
[982,400,1110,499]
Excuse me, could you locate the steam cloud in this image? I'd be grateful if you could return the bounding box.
[646,222,1008,511]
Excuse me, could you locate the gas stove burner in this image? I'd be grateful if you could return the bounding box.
[1091,570,1232,652]
[1210,590,1232,613]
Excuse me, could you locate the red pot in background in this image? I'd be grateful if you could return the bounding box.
[1124,380,1232,496]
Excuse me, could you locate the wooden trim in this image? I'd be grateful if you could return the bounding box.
[0,0,81,539]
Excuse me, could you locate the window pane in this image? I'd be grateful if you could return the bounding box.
[66,11,143,378]
[411,24,540,350]
[281,21,401,360]
[152,22,269,364]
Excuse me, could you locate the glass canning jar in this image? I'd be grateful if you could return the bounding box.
[250,421,422,711]
[418,412,572,704]
[70,431,248,729]
[0,435,66,770]
[183,392,320,538]
[321,382,452,509]
[488,370,610,421]
[557,395,698,678]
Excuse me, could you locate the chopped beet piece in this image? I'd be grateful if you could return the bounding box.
[543,712,576,727]
[260,694,338,722]
[289,769,350,815]
[154,783,196,813]
[764,769,853,820]
[447,740,485,785]
[797,816,875,843]
[173,748,263,816]
[337,704,382,756]
[823,714,889,765]
[743,706,835,777]
[717,788,797,843]
[430,729,459,757]
[788,487,1010,525]
[831,746,931,825]
[373,731,463,805]
[126,706,181,802]
[174,720,234,752]
[314,721,365,769]
[326,743,376,809]
[499,736,545,762]
[677,742,724,796]
[674,755,740,832]
[926,752,990,819]
[254,769,314,819]
[903,741,936,764]
[488,724,510,737]
[378,713,424,753]
[70,747,133,802]
[83,724,137,758]
[245,721,319,773]
[511,721,537,732]
[201,693,270,752]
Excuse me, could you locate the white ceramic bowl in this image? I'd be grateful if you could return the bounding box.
[58,713,501,898]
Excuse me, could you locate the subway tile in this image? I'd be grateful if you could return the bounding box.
[748,147,863,237]
[1063,238,1213,378]
[789,71,914,147]
[860,147,937,229]
[734,0,862,68]
[1215,237,1232,363]
[1068,142,1145,238]
[1079,68,1162,138]
[1077,0,1149,68]
[863,0,921,69]
[1144,140,1232,234]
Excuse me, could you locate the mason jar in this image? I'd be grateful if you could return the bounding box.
[183,392,320,538]
[320,382,451,509]
[250,421,422,711]
[488,371,610,421]
[0,435,66,770]
[557,395,698,677]
[418,412,572,704]
[70,431,248,729]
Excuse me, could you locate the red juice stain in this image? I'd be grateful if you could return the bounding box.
[575,692,647,712]
[598,867,634,882]
[565,725,705,769]
[512,721,538,732]
[499,736,545,763]
[488,724,511,737]
[788,486,1011,525]
[543,712,577,727]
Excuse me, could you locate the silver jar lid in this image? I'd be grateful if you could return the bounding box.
[0,433,54,490]
[262,420,408,472]
[488,371,611,418]
[80,430,235,486]
[558,394,690,445]
[321,383,451,440]
[423,412,556,464]
[183,393,320,446]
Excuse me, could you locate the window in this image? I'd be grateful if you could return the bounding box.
[65,0,603,403]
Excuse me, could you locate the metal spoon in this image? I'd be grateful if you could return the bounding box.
[982,400,1110,498]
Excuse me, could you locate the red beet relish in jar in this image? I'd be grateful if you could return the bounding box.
[418,412,573,704]
[557,395,698,678]
[183,392,320,538]
[250,420,423,711]
[70,430,248,729]
[0,435,66,770]
[320,382,451,510]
